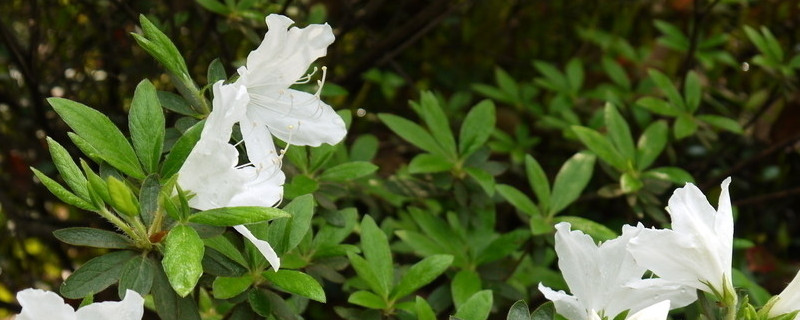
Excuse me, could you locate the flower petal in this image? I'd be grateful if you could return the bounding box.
[626,300,670,320]
[15,289,75,320]
[770,269,800,319]
[628,228,720,292]
[552,222,602,309]
[234,224,280,271]
[539,283,587,320]
[245,88,346,146]
[242,14,334,91]
[74,290,144,320]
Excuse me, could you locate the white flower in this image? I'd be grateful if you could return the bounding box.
[538,222,695,320]
[626,300,670,320]
[178,80,284,271]
[15,289,143,320]
[767,269,800,320]
[235,14,347,152]
[628,178,733,299]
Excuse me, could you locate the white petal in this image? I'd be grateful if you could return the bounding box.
[606,278,695,317]
[15,289,75,320]
[628,228,720,292]
[539,283,588,320]
[246,88,346,146]
[74,290,144,320]
[234,225,280,271]
[552,222,602,309]
[770,269,800,318]
[715,177,734,270]
[626,300,670,320]
[242,14,334,91]
[229,166,285,207]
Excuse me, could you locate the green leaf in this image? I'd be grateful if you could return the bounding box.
[188,207,290,226]
[348,290,386,309]
[654,20,689,51]
[530,301,555,320]
[81,160,111,206]
[459,100,496,157]
[684,71,702,113]
[620,172,643,193]
[496,184,539,216]
[379,113,446,156]
[549,152,596,216]
[350,134,379,162]
[636,121,668,171]
[533,61,568,92]
[53,227,134,249]
[565,58,584,93]
[554,216,617,242]
[602,56,630,89]
[495,68,520,102]
[524,155,550,211]
[417,91,457,158]
[31,168,96,211]
[674,115,698,139]
[212,276,252,299]
[207,58,227,84]
[247,289,272,317]
[635,97,680,116]
[347,252,385,298]
[647,69,685,111]
[139,174,161,226]
[476,229,529,265]
[391,254,453,300]
[158,91,198,117]
[506,300,531,320]
[697,114,743,134]
[204,235,249,268]
[604,102,635,161]
[267,194,315,255]
[416,296,437,320]
[643,167,695,184]
[261,269,326,303]
[409,153,454,174]
[129,80,165,173]
[465,166,495,196]
[60,250,137,299]
[196,0,231,15]
[118,255,156,298]
[162,225,204,297]
[571,126,625,171]
[135,15,190,81]
[454,290,493,320]
[203,248,248,277]
[48,98,145,179]
[46,137,90,201]
[68,133,103,164]
[151,262,201,320]
[318,161,378,182]
[284,174,319,199]
[161,120,203,178]
[360,215,393,298]
[451,270,481,309]
[107,176,140,217]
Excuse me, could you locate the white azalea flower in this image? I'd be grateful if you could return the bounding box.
[626,300,670,320]
[766,269,800,320]
[178,80,284,271]
[235,14,347,152]
[538,222,695,320]
[15,288,143,320]
[628,178,733,300]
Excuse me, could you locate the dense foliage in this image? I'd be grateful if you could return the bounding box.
[2,0,800,319]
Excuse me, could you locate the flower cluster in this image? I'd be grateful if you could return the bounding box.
[540,178,800,320]
[177,14,346,271]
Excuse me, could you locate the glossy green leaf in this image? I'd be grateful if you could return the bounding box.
[697,114,743,134]
[157,91,197,117]
[60,250,137,299]
[647,69,685,111]
[107,176,140,217]
[643,167,695,184]
[48,98,145,179]
[162,225,204,297]
[454,290,493,320]
[530,301,555,320]
[350,134,379,162]
[636,120,668,171]
[262,269,326,302]
[267,194,315,255]
[524,155,550,211]
[674,115,698,139]
[206,58,227,84]
[451,270,481,309]
[602,56,630,89]
[635,97,680,116]
[476,229,529,265]
[161,120,203,178]
[129,80,165,173]
[408,153,454,174]
[151,262,201,320]
[571,126,625,171]
[549,152,596,216]
[684,71,701,113]
[506,300,532,320]
[391,254,453,300]
[379,113,446,156]
[348,290,386,309]
[360,215,393,298]
[318,161,378,182]
[189,207,290,226]
[459,100,496,157]
[416,296,437,320]
[565,58,584,93]
[53,227,134,249]
[604,103,635,161]
[620,172,643,193]
[212,275,252,299]
[554,216,617,242]
[347,252,384,298]
[417,91,457,158]
[496,184,539,216]
[465,166,495,196]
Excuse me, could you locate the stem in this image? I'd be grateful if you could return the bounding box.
[148,206,165,236]
[97,207,138,240]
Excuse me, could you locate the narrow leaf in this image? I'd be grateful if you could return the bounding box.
[31,168,96,211]
[318,161,378,182]
[391,254,453,300]
[129,80,165,173]
[684,71,702,113]
[118,255,156,298]
[525,155,550,211]
[379,113,446,156]
[647,69,685,111]
[60,250,137,299]
[636,121,668,171]
[212,276,252,299]
[189,207,290,226]
[459,100,496,157]
[549,152,596,216]
[418,91,457,158]
[496,184,539,216]
[571,126,625,171]
[454,290,493,320]
[348,290,386,309]
[604,102,636,162]
[451,270,481,309]
[46,137,90,201]
[53,227,134,249]
[360,215,393,298]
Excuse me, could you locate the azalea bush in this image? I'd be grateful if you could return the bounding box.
[2,1,800,320]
